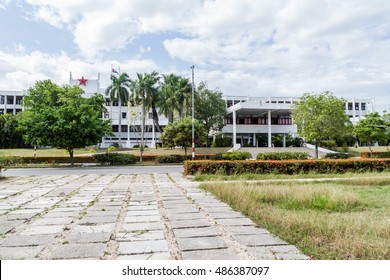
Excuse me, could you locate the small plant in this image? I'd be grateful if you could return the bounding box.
[93,152,136,165]
[62,240,69,245]
[89,148,96,154]
[108,146,117,153]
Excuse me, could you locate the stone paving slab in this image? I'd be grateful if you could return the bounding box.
[0,234,57,247]
[30,217,74,226]
[50,243,107,259]
[122,222,163,232]
[65,232,112,243]
[116,252,172,260]
[170,219,212,229]
[0,220,25,234]
[21,225,65,235]
[0,245,44,259]
[117,230,165,241]
[79,215,118,224]
[172,227,219,238]
[176,236,227,251]
[119,240,169,255]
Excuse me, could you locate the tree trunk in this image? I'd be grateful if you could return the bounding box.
[152,106,162,132]
[315,140,319,159]
[369,142,373,157]
[68,148,74,166]
[168,112,174,123]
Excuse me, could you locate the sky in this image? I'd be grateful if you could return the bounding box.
[0,0,389,112]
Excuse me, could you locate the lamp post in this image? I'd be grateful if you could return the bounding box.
[191,65,195,160]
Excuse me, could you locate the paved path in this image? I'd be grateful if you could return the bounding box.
[0,173,309,260]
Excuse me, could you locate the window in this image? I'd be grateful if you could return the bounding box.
[361,103,366,110]
[0,96,4,104]
[113,100,118,106]
[7,96,14,105]
[0,109,4,114]
[348,103,352,110]
[6,109,13,114]
[104,112,109,119]
[112,125,119,132]
[226,100,233,107]
[16,96,23,105]
[121,125,128,132]
[122,112,127,119]
[355,103,359,110]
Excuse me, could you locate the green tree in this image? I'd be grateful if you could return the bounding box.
[291,91,351,158]
[105,72,131,147]
[383,110,390,150]
[159,74,192,121]
[19,80,112,165]
[195,82,226,146]
[353,112,387,155]
[130,71,160,162]
[0,113,27,148]
[159,117,207,157]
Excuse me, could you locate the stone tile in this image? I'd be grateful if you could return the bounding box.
[173,227,219,238]
[0,220,24,234]
[0,234,56,247]
[122,222,163,232]
[170,219,211,229]
[21,225,65,235]
[124,216,160,223]
[225,226,270,235]
[30,217,74,226]
[71,223,116,234]
[247,247,277,260]
[181,249,240,260]
[176,236,227,251]
[79,215,118,224]
[215,218,254,226]
[126,210,159,216]
[127,205,158,211]
[84,210,120,217]
[166,213,204,221]
[116,252,172,260]
[0,245,44,260]
[119,240,168,255]
[266,245,310,260]
[117,230,165,241]
[234,234,287,246]
[164,208,198,214]
[50,243,107,259]
[201,206,233,213]
[65,232,112,243]
[208,211,245,219]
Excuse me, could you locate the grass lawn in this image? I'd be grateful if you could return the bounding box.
[349,146,389,153]
[200,175,390,259]
[0,147,230,157]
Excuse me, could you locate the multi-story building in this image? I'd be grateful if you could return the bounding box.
[68,73,168,148]
[0,90,25,115]
[221,95,375,148]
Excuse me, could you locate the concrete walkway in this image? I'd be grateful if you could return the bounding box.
[0,173,309,260]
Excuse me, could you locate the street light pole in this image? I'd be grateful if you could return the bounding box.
[191,65,195,160]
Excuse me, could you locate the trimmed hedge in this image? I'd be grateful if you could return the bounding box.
[256,152,310,160]
[183,159,390,175]
[360,151,390,158]
[212,151,252,160]
[93,153,136,165]
[0,155,96,166]
[324,153,350,159]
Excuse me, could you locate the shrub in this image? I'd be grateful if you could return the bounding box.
[217,151,252,160]
[324,153,350,159]
[0,155,96,166]
[319,140,338,150]
[184,159,390,175]
[256,152,310,160]
[212,137,232,147]
[89,148,96,154]
[360,152,390,158]
[108,146,117,153]
[156,155,184,163]
[93,153,136,165]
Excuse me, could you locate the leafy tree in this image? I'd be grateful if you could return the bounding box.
[159,74,192,121]
[130,72,160,162]
[353,112,387,155]
[0,113,27,148]
[19,80,112,165]
[159,117,207,157]
[105,72,131,146]
[383,110,390,150]
[195,82,226,146]
[291,91,351,158]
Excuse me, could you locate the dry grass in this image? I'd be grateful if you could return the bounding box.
[200,177,390,259]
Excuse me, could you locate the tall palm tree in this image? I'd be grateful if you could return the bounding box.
[160,74,192,121]
[105,72,131,147]
[130,71,160,161]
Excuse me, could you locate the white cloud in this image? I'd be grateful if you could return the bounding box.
[0,0,10,9]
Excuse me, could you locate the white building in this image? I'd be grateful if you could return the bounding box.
[68,73,169,148]
[0,90,25,115]
[222,95,375,148]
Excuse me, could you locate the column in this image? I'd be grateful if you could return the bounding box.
[253,133,257,147]
[232,110,237,146]
[283,134,286,148]
[268,110,272,147]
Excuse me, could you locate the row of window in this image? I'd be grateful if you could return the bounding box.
[224,117,293,125]
[0,109,23,114]
[347,102,366,111]
[111,125,162,133]
[0,96,23,105]
[103,112,154,119]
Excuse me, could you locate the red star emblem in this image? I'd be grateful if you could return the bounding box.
[78,76,88,86]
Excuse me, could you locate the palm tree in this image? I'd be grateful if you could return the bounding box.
[160,74,192,121]
[105,72,131,147]
[130,71,160,162]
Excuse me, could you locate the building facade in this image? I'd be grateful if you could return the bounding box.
[221,95,375,148]
[0,90,25,115]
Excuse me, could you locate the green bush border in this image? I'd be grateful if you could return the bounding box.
[360,151,390,158]
[256,152,310,160]
[184,159,390,175]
